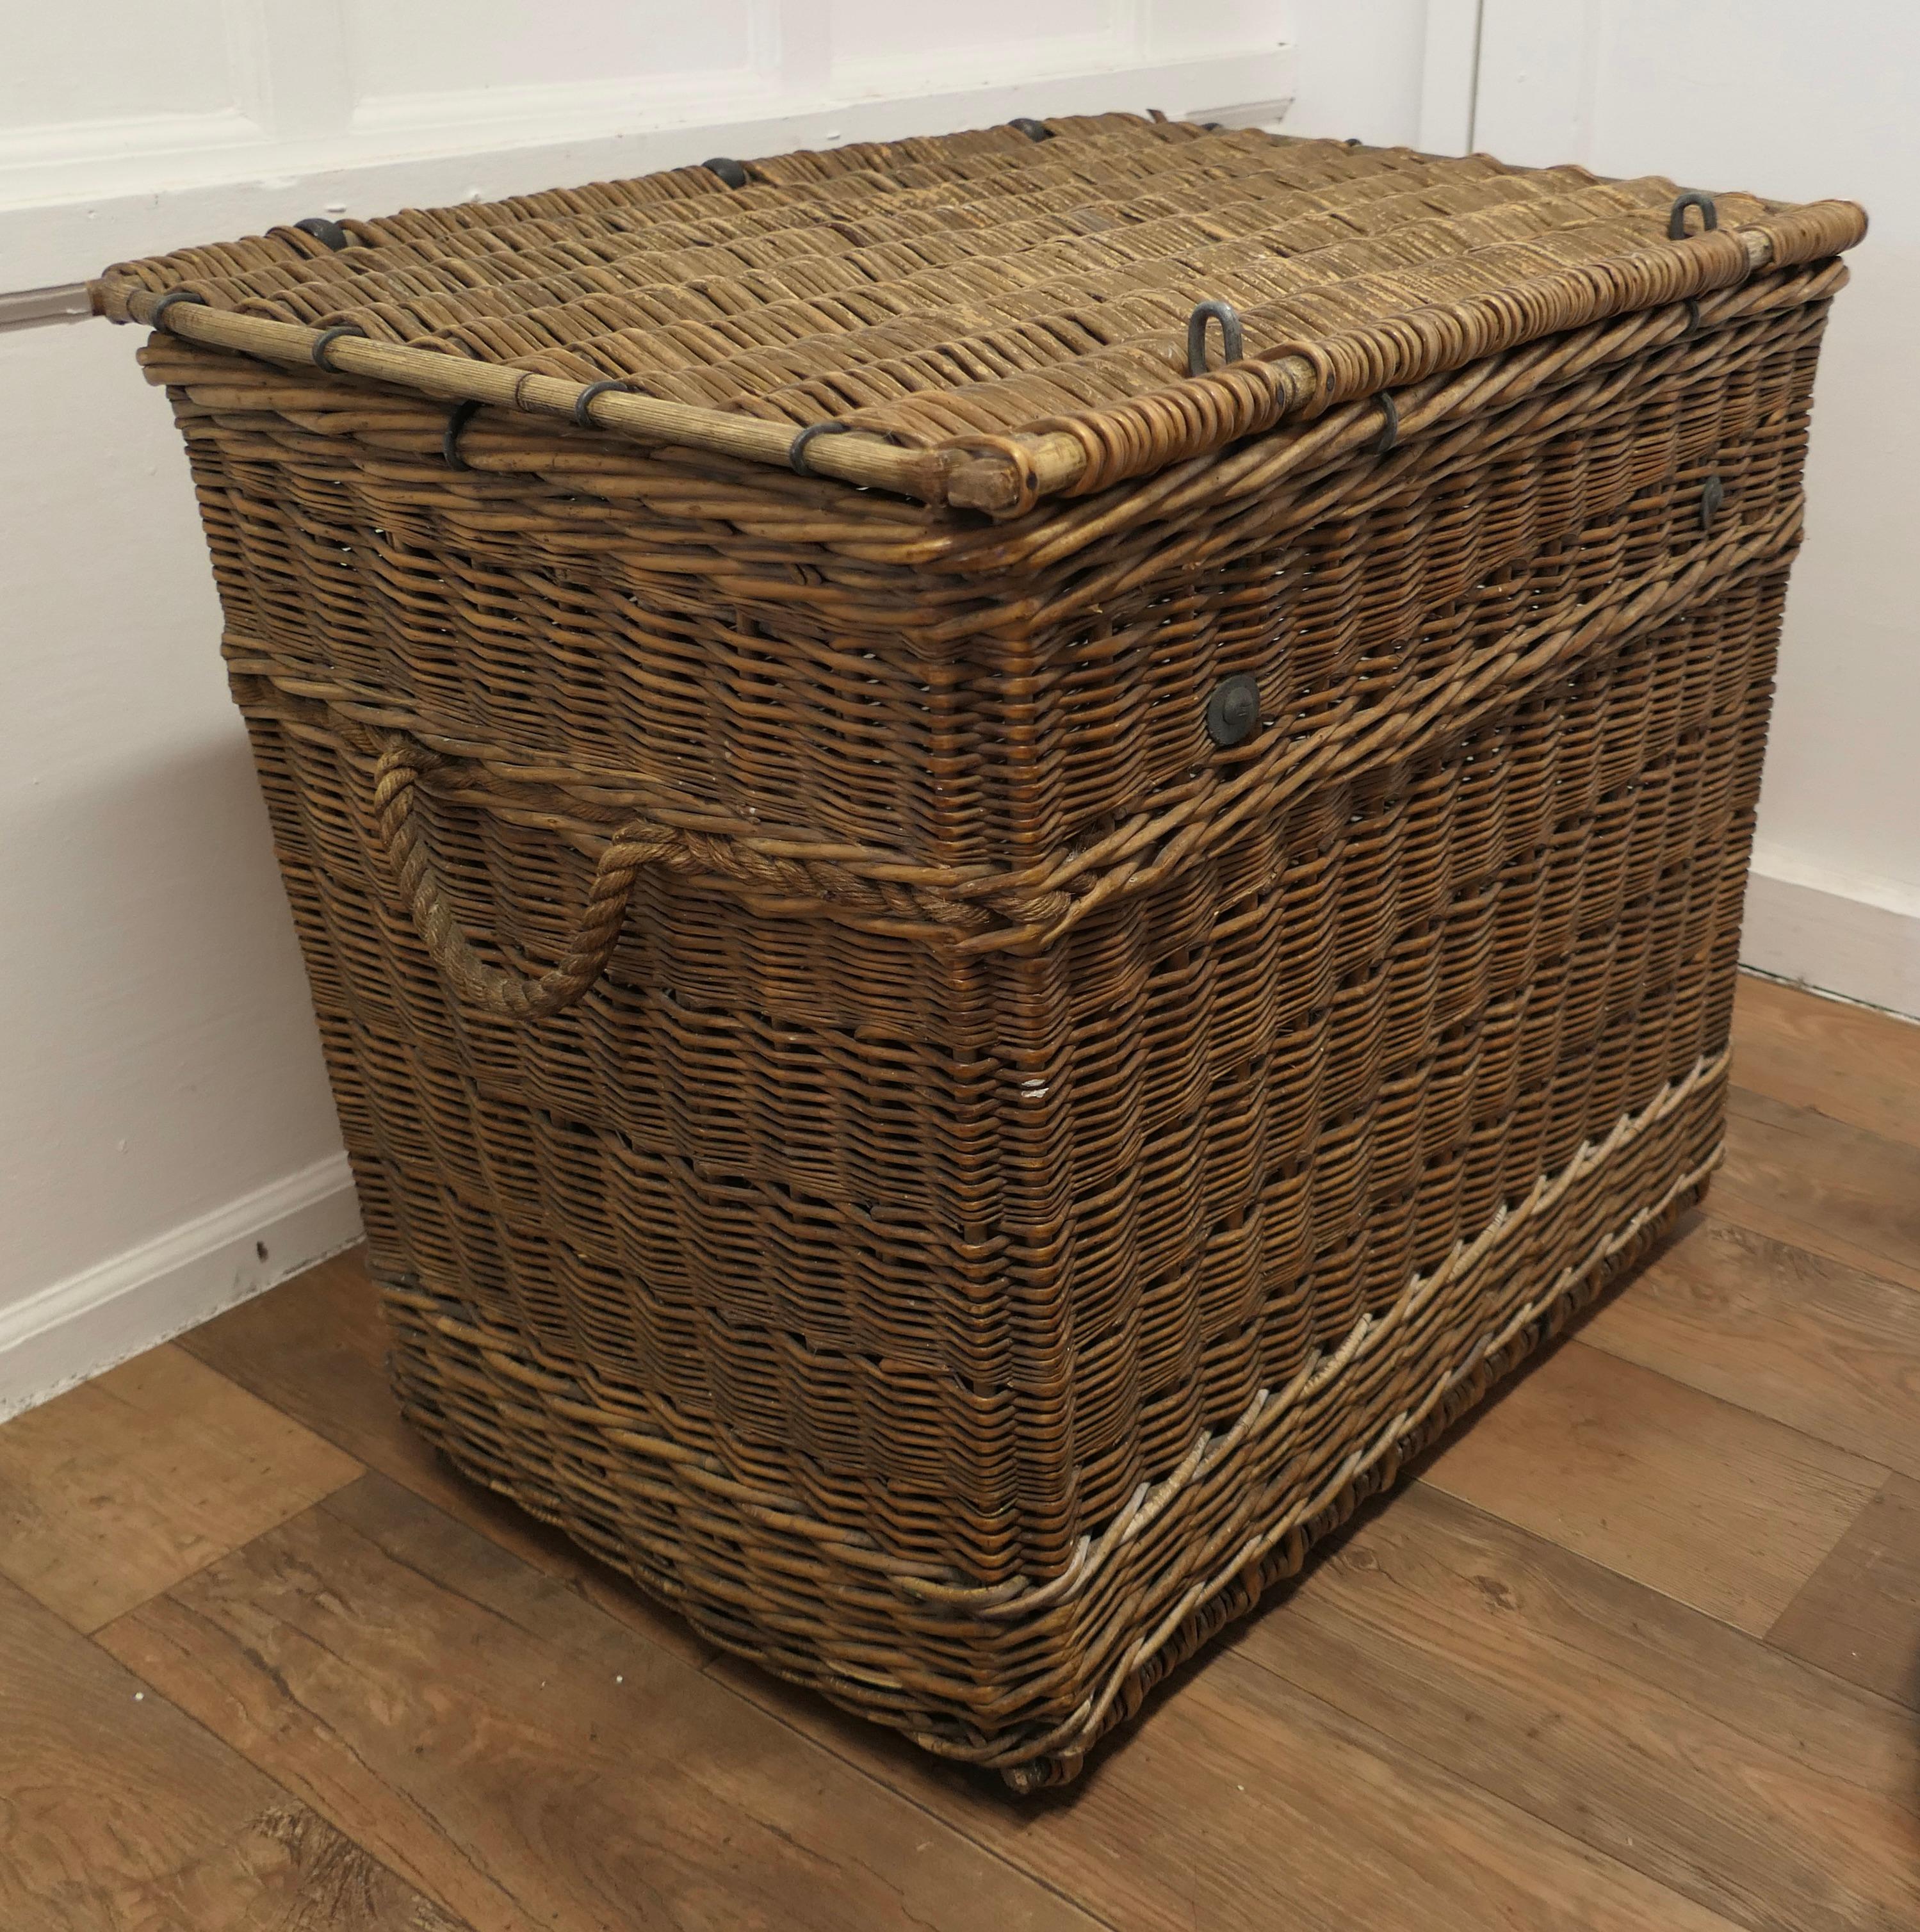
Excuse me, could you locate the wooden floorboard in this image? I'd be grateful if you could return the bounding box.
[96,1472,1103,1932]
[0,1343,361,1632]
[1769,1473,1920,1714]
[0,1571,464,1932]
[1715,1085,1920,1293]
[704,1640,1749,1932]
[1732,975,1920,1151]
[1416,1335,1885,1634]
[1230,1481,1920,1932]
[1581,1210,1920,1476]
[4,972,1917,1928]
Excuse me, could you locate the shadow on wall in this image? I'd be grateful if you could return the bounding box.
[0,714,343,1307]
[1,311,348,1317]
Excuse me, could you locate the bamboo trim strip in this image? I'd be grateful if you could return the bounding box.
[114,287,957,503]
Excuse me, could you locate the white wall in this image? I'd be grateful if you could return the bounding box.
[0,3,1294,1413]
[1459,0,1920,1016]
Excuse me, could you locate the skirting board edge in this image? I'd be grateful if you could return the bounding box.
[0,1152,363,1420]
[1741,854,1920,1020]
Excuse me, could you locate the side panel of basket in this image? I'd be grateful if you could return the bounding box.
[966,558,1784,1573]
[218,550,1776,1778]
[224,687,1055,1583]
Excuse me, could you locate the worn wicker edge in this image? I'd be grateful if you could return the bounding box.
[388,1051,1723,1785]
[92,200,1862,514]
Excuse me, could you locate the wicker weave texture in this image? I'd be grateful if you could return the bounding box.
[101,116,1857,1785]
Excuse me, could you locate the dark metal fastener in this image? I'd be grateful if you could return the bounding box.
[1669,190,1718,239]
[573,378,630,428]
[703,156,749,188]
[1009,118,1054,142]
[310,323,368,370]
[443,399,482,469]
[1374,390,1401,456]
[1187,298,1244,376]
[789,420,853,476]
[1205,673,1262,749]
[295,216,350,251]
[1682,296,1703,339]
[148,289,208,328]
[1700,473,1725,529]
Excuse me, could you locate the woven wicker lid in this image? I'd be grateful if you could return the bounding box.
[92,111,1865,512]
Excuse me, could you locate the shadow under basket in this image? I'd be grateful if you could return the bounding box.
[90,111,1863,1787]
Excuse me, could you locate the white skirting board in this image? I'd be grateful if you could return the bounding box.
[1741,852,1920,1021]
[0,1153,362,1421]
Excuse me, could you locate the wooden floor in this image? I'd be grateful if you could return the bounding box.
[4,973,1919,1931]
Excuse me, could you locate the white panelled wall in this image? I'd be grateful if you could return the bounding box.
[0,2,1908,1415]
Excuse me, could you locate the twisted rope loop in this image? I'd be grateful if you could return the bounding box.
[372,736,669,1019]
[368,729,993,1012]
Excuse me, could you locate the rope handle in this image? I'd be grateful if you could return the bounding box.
[371,735,669,1019]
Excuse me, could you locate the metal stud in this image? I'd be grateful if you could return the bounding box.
[703,157,749,188]
[1205,673,1262,748]
[295,216,350,251]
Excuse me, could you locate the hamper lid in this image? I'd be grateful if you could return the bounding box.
[91,111,1865,516]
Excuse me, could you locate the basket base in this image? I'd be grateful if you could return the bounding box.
[380,1066,1721,1790]
[993,1169,1705,1788]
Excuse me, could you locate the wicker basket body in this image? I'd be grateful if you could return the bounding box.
[94,115,1862,1786]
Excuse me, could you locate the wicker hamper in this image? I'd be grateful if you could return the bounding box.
[91,113,1862,1787]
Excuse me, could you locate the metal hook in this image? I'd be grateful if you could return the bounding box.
[443,399,482,469]
[310,323,368,371]
[573,379,630,429]
[703,157,749,188]
[1374,390,1401,457]
[1187,299,1244,376]
[789,420,853,476]
[149,290,209,329]
[1668,190,1718,239]
[1009,117,1054,142]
